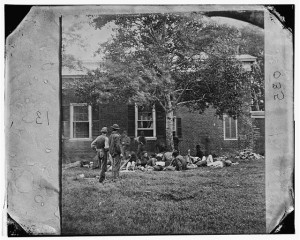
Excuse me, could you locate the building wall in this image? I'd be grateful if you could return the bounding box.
[62,99,131,163]
[176,106,254,156]
[62,88,94,163]
[62,140,96,163]
[252,118,265,155]
[62,94,163,163]
[99,103,128,135]
[62,86,261,162]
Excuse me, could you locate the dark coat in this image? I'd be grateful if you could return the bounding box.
[109,131,122,157]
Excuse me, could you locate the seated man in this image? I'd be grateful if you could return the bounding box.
[163,151,173,166]
[147,154,157,167]
[196,144,204,159]
[197,152,214,167]
[190,156,200,164]
[139,151,149,167]
[206,154,214,166]
[126,151,137,171]
[171,151,187,171]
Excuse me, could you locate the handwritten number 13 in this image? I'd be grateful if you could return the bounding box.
[36,111,42,124]
[36,111,49,125]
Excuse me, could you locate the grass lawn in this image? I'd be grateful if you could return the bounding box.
[62,159,265,235]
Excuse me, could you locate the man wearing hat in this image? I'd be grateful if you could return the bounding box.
[109,124,122,180]
[91,127,109,183]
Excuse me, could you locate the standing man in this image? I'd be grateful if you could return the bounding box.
[121,130,131,160]
[91,127,109,183]
[109,124,122,181]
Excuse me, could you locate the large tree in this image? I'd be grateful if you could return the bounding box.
[73,13,259,150]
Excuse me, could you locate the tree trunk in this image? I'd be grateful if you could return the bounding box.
[165,94,174,151]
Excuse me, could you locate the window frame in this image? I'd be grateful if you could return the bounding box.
[70,103,92,140]
[223,115,238,140]
[135,104,156,140]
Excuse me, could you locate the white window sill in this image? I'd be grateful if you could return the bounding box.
[224,138,238,141]
[145,137,157,141]
[69,138,93,141]
[250,111,265,118]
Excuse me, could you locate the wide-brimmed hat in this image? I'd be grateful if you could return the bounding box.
[111,124,120,130]
[101,127,108,133]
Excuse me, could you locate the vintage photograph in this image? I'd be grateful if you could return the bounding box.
[61,8,266,235]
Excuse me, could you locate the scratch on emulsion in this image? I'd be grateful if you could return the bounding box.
[268,132,283,136]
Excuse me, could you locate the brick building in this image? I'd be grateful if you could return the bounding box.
[62,55,265,163]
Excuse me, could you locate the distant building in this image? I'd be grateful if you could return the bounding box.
[62,55,264,163]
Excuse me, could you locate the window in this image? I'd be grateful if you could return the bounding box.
[223,115,238,140]
[135,104,156,139]
[241,62,252,72]
[70,103,92,139]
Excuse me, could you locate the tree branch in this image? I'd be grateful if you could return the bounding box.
[154,96,166,112]
[173,88,193,93]
[176,96,206,106]
[174,80,193,108]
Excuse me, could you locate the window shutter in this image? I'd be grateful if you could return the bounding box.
[156,104,166,138]
[127,105,135,137]
[224,116,230,139]
[176,117,182,138]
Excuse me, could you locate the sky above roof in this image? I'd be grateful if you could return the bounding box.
[62,14,263,62]
[63,15,115,61]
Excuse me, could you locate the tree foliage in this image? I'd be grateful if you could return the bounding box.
[70,13,264,150]
[82,13,253,115]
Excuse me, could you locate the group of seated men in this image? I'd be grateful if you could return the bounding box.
[123,150,216,172]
